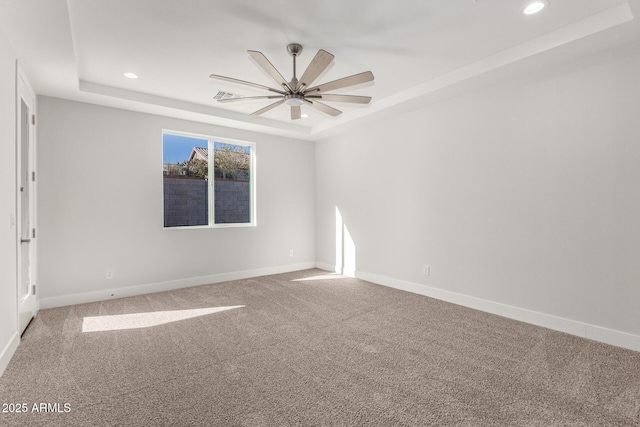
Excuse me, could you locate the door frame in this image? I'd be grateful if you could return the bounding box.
[16,62,38,334]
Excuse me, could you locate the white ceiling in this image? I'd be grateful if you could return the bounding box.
[1,0,639,140]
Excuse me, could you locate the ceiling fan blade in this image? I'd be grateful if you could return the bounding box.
[217,95,282,103]
[251,99,285,116]
[307,94,372,104]
[304,99,342,117]
[248,50,292,92]
[291,106,301,120]
[304,71,374,94]
[298,49,334,90]
[209,74,286,95]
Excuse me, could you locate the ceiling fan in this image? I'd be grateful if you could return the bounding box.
[209,43,374,120]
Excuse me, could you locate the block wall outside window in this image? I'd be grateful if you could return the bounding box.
[163,176,208,227]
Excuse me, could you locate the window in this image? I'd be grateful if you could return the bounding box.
[162,131,255,228]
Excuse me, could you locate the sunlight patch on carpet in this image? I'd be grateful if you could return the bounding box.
[82,306,245,332]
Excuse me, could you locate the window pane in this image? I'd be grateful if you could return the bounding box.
[213,142,251,224]
[163,134,209,227]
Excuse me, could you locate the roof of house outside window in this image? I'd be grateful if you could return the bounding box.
[188,147,208,162]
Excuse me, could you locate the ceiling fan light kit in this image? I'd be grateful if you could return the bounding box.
[210,43,374,120]
[284,94,304,106]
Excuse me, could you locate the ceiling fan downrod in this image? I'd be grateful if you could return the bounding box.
[287,43,303,92]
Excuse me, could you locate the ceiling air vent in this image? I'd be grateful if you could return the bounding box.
[214,90,241,100]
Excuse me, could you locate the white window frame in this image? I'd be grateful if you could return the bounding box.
[162,129,256,229]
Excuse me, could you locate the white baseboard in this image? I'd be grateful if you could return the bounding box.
[0,332,19,377]
[40,262,317,309]
[315,262,337,273]
[317,265,640,353]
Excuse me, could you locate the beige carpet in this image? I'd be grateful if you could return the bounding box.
[1,269,639,426]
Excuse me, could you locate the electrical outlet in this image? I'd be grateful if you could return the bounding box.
[422,265,430,276]
[289,250,294,258]
[105,269,114,279]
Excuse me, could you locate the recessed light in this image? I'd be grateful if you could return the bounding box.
[124,72,138,79]
[301,113,309,118]
[524,1,548,15]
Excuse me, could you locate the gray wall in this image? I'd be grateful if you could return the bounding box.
[37,97,316,300]
[316,40,640,337]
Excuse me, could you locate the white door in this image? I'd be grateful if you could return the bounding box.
[17,64,37,335]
